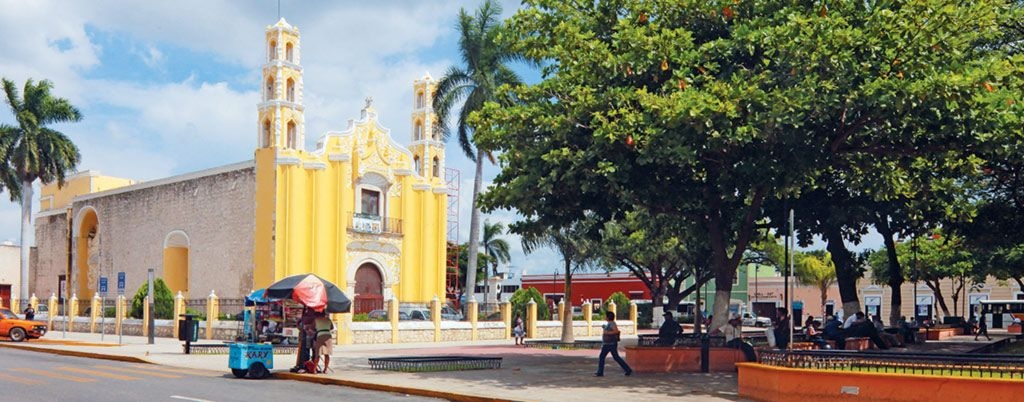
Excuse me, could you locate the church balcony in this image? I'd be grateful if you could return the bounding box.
[349,212,402,236]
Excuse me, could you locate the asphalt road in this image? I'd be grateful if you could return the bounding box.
[0,348,442,402]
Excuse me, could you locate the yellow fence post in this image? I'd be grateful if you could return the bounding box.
[586,300,594,336]
[90,293,101,332]
[173,291,185,339]
[526,299,537,339]
[431,295,441,342]
[500,301,511,339]
[29,293,38,313]
[10,295,19,312]
[468,299,479,341]
[47,293,58,330]
[630,301,639,335]
[608,300,618,328]
[142,291,150,337]
[389,296,399,344]
[206,290,219,340]
[336,310,353,345]
[115,295,126,335]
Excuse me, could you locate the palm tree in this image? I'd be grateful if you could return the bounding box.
[794,250,838,318]
[0,78,83,306]
[433,0,524,311]
[481,220,511,278]
[522,221,597,343]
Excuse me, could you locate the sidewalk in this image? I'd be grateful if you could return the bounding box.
[0,331,747,402]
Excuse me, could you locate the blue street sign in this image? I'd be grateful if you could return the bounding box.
[99,277,108,294]
[117,272,126,295]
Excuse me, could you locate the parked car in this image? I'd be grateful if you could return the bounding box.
[0,308,47,342]
[440,305,464,321]
[366,309,409,320]
[742,313,772,327]
[400,306,464,321]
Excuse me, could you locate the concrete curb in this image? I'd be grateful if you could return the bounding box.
[2,342,514,402]
[274,372,514,402]
[0,342,152,364]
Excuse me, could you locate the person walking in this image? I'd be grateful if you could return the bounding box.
[23,305,35,320]
[513,313,526,346]
[594,311,632,377]
[975,313,991,341]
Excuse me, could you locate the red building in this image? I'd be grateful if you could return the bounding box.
[520,272,650,310]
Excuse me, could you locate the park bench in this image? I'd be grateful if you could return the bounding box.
[625,345,746,373]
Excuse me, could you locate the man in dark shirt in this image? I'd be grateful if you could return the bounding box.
[657,311,682,346]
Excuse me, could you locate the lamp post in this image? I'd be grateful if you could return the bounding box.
[912,237,919,324]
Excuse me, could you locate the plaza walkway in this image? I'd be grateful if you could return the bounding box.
[2,327,1013,401]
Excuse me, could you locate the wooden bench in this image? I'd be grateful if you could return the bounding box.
[625,346,746,373]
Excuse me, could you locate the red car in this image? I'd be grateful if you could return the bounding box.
[0,308,47,342]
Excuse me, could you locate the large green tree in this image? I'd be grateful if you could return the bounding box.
[595,210,712,314]
[477,0,1023,330]
[0,78,82,305]
[432,0,525,311]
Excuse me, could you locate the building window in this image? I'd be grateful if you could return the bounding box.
[286,42,294,62]
[629,291,643,300]
[287,121,297,148]
[414,121,423,140]
[413,156,422,176]
[269,41,276,61]
[432,157,440,178]
[262,120,272,147]
[265,78,275,101]
[286,78,295,102]
[416,91,424,109]
[361,189,381,216]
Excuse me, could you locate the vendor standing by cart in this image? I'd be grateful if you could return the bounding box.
[313,312,334,372]
[292,308,318,373]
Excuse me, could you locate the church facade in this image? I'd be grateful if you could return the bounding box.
[32,18,448,316]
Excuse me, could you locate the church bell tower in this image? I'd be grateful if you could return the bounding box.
[409,74,443,181]
[258,18,305,150]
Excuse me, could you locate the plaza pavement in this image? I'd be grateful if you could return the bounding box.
[2,328,1012,401]
[0,330,747,402]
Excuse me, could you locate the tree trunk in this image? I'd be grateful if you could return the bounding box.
[819,285,828,319]
[561,260,574,343]
[463,148,486,315]
[925,280,951,318]
[878,222,903,326]
[824,223,861,318]
[19,178,33,306]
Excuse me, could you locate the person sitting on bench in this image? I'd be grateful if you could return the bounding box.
[657,311,682,346]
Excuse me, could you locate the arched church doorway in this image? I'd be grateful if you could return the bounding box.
[74,207,100,309]
[163,231,190,297]
[354,263,383,314]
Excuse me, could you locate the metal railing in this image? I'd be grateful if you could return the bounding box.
[368,356,502,372]
[637,333,807,348]
[756,349,1024,379]
[348,212,403,235]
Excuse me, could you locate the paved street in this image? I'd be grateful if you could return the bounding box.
[0,347,440,402]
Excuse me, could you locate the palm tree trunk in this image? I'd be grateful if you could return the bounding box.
[19,178,33,307]
[463,148,486,315]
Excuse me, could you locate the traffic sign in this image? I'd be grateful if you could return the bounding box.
[99,277,108,294]
[117,272,126,295]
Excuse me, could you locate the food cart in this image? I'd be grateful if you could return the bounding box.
[228,289,275,378]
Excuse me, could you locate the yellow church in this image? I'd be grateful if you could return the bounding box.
[32,18,448,318]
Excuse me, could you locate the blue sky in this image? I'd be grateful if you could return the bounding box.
[0,0,564,274]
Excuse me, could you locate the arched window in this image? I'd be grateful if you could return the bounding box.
[413,156,422,176]
[416,91,425,109]
[287,121,297,149]
[414,121,423,141]
[432,157,440,177]
[286,42,294,62]
[269,41,277,61]
[262,120,272,147]
[265,77,275,101]
[286,78,295,102]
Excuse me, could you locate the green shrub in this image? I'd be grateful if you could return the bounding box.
[603,291,631,320]
[103,307,117,318]
[130,279,174,319]
[184,307,205,321]
[510,287,550,320]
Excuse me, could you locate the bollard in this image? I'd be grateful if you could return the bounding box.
[206,290,219,340]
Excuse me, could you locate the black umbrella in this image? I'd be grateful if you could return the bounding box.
[264,274,351,313]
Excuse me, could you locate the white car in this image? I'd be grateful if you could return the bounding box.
[742,313,772,327]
